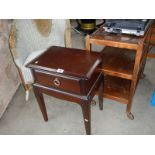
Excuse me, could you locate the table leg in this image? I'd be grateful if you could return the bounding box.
[126,46,143,120]
[85,35,91,51]
[33,86,48,121]
[126,104,134,120]
[81,101,91,135]
[126,84,135,120]
[140,73,146,79]
[126,90,134,120]
[98,77,104,110]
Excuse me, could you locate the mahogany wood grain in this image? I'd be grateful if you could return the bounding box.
[33,69,81,94]
[27,46,104,135]
[28,46,101,79]
[98,76,104,110]
[81,100,91,135]
[33,86,48,121]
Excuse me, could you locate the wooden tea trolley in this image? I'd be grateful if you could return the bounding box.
[85,23,153,120]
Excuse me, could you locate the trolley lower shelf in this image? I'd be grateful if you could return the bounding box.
[103,75,131,104]
[100,46,135,80]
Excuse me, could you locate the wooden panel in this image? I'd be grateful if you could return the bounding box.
[89,23,153,51]
[147,21,155,59]
[27,46,101,79]
[89,27,143,50]
[103,75,131,104]
[33,69,81,94]
[89,38,138,50]
[100,46,135,80]
[147,53,155,58]
[149,28,155,45]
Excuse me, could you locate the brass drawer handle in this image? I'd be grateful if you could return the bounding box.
[53,78,60,86]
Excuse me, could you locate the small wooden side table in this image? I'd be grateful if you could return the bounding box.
[26,46,104,135]
[85,23,153,120]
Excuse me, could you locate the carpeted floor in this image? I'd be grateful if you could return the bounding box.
[0,28,155,135]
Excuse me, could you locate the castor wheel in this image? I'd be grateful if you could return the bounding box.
[126,112,134,120]
[91,100,96,106]
[140,73,146,79]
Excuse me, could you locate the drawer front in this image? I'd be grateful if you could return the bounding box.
[33,70,81,94]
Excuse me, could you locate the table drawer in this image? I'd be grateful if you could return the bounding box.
[33,70,81,94]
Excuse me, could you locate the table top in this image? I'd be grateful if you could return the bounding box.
[88,24,153,49]
[92,27,145,42]
[26,46,102,79]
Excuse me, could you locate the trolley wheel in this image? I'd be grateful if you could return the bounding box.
[126,112,134,120]
[91,100,96,106]
[140,73,146,79]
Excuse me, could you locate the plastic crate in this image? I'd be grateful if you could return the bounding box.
[150,90,155,106]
